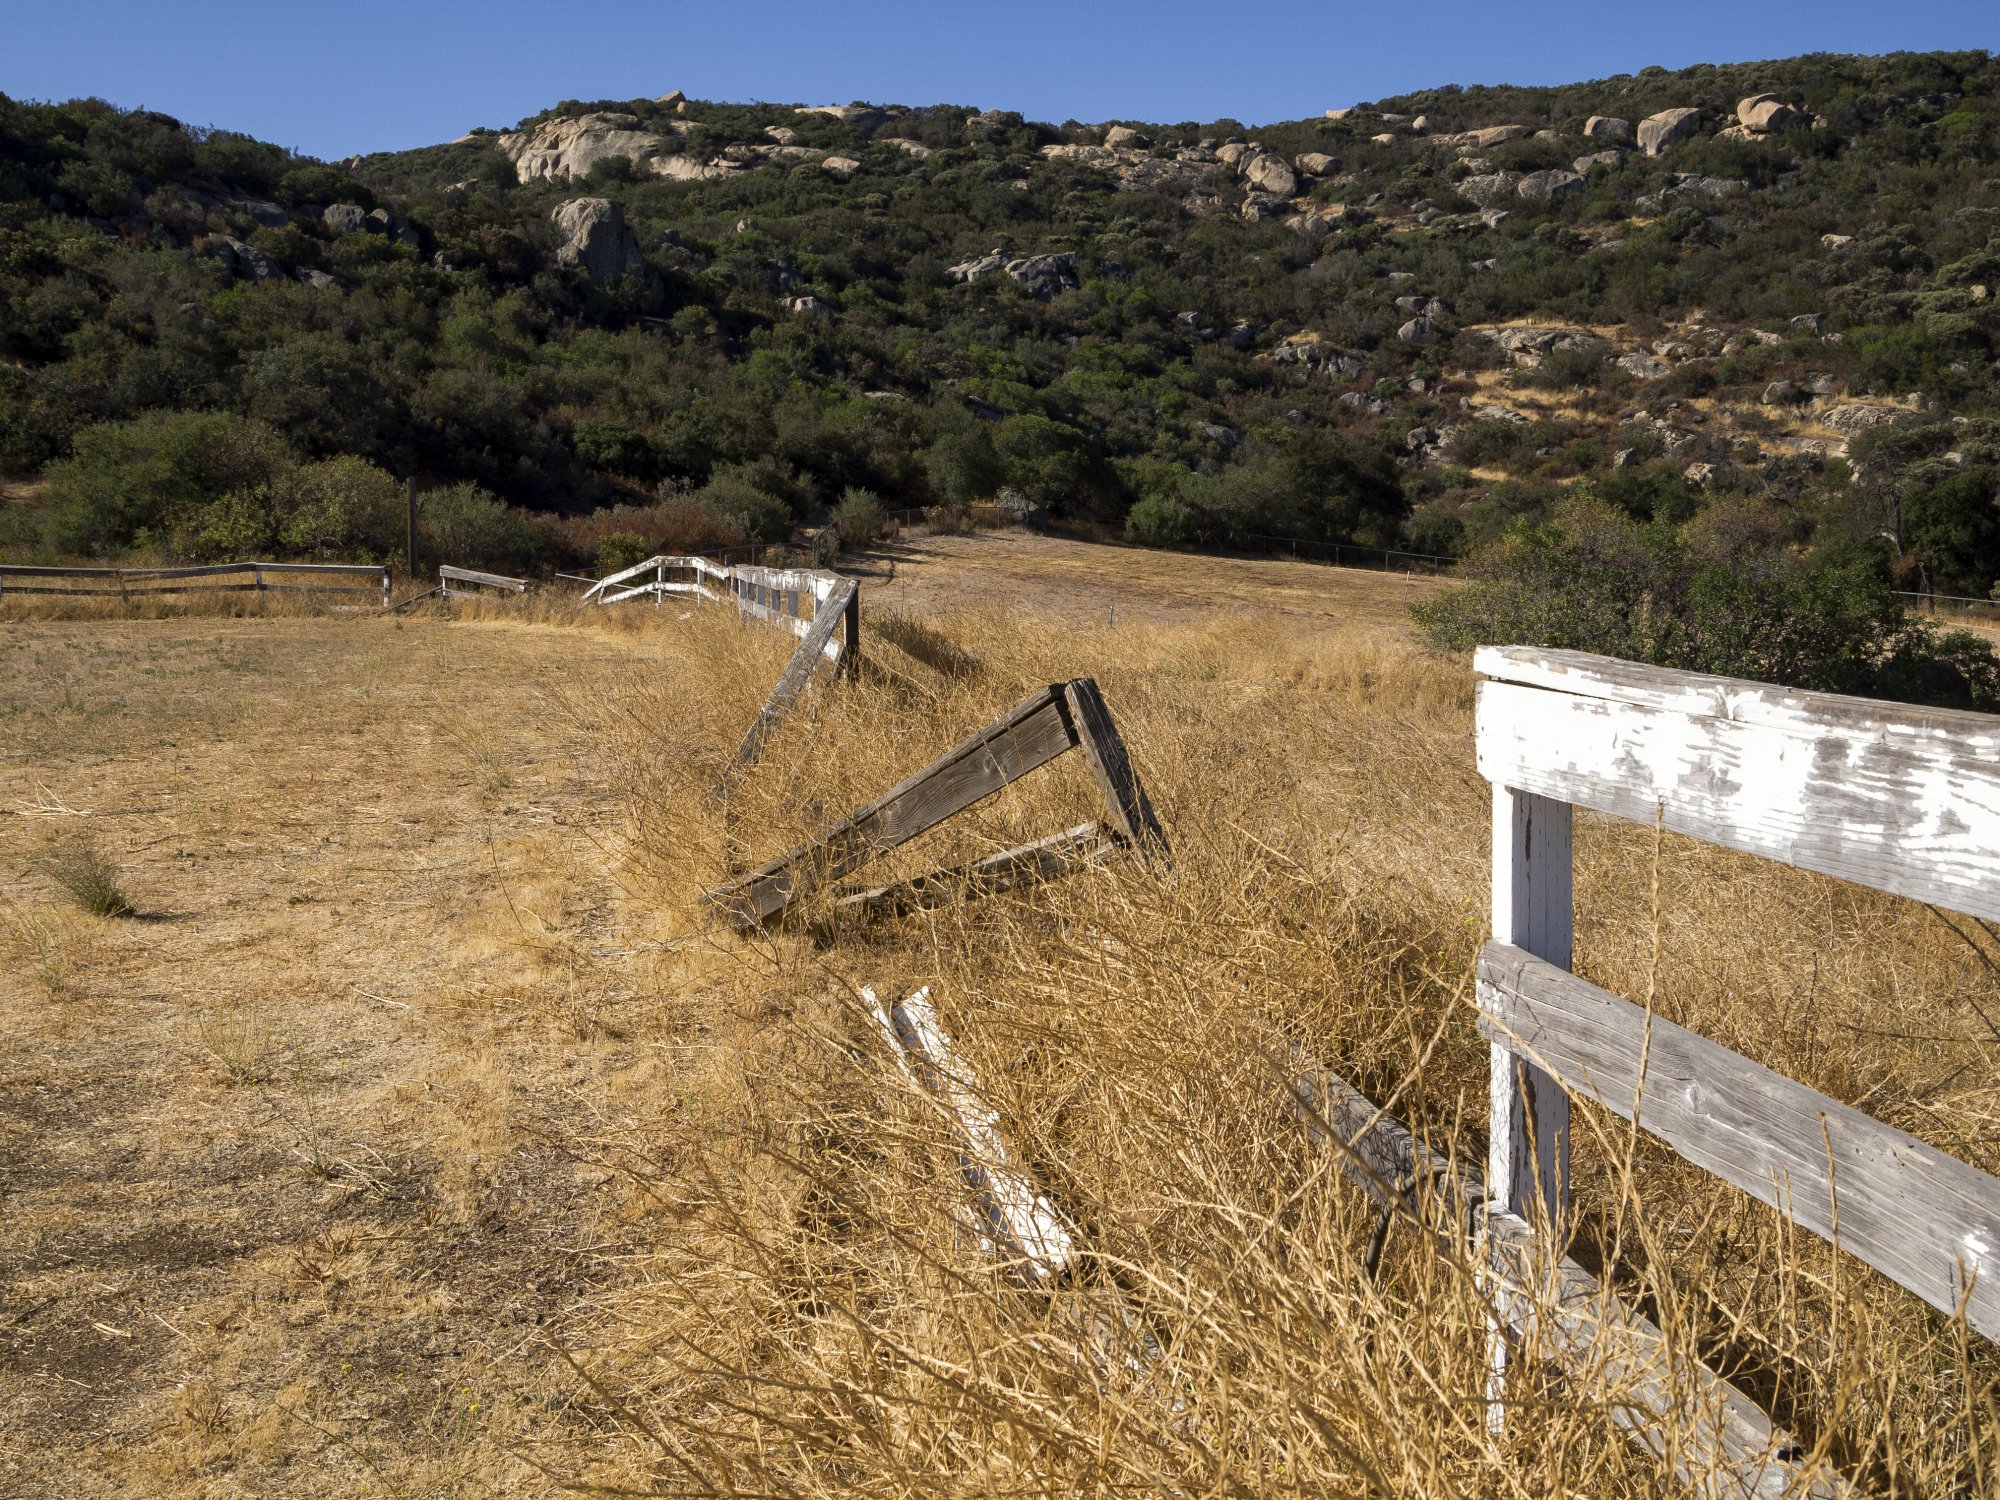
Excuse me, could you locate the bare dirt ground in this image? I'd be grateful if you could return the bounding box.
[0,613,722,1496]
[0,545,1431,1495]
[847,529,1445,632]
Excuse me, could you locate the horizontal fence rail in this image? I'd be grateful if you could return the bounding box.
[1474,643,2000,1453]
[0,561,390,606]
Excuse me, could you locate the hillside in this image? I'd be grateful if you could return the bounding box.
[0,51,1997,593]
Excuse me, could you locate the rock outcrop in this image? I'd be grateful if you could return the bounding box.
[1453,125,1535,149]
[1582,116,1633,142]
[1737,94,1806,133]
[500,112,674,182]
[1516,169,1584,204]
[1243,152,1297,197]
[948,250,1081,297]
[1638,107,1702,157]
[550,198,647,283]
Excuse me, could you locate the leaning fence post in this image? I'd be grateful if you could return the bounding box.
[1486,783,1574,1423]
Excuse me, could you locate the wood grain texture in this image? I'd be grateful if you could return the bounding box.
[733,579,857,766]
[1062,679,1169,860]
[705,684,1080,926]
[1476,672,2000,923]
[833,821,1116,920]
[1281,1042,1848,1499]
[1478,940,2000,1343]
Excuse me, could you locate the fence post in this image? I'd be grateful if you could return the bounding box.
[842,583,861,676]
[1486,783,1574,1424]
[405,477,418,583]
[381,567,391,609]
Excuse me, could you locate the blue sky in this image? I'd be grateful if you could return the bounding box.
[3,1,1993,160]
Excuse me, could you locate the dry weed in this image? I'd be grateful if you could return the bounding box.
[36,834,134,917]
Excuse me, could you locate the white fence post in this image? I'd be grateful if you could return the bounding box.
[1487,782,1573,1421]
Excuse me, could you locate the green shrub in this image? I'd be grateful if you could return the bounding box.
[43,411,294,555]
[1124,491,1198,547]
[1414,501,2000,708]
[834,486,887,547]
[416,481,541,575]
[597,530,655,574]
[278,455,403,560]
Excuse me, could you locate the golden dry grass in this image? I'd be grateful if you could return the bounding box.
[3,539,1998,1496]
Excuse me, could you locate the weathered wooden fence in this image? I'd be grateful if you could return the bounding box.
[0,561,390,606]
[1472,644,2000,1488]
[437,563,529,600]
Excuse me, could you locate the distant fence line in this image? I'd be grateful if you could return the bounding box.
[0,561,390,606]
[1897,590,2000,624]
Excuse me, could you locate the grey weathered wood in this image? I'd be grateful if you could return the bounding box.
[1061,679,1169,860]
[1488,784,1572,1233]
[1281,1043,1849,1499]
[1478,940,2000,1344]
[867,986,1076,1284]
[733,579,858,766]
[1487,781,1573,1426]
[439,564,529,593]
[1476,655,2000,925]
[841,584,861,676]
[834,821,1116,920]
[705,684,1080,926]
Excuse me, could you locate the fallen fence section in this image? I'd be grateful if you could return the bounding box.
[1281,1046,1845,1498]
[439,564,529,600]
[0,561,390,607]
[733,577,858,766]
[1474,645,2000,1448]
[704,678,1168,929]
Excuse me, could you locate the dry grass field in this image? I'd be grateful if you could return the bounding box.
[3,536,1997,1496]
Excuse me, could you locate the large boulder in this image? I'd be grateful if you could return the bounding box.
[498,111,675,183]
[1456,125,1535,149]
[1294,152,1336,176]
[1516,169,1584,204]
[1456,171,1522,207]
[1737,93,1805,133]
[1638,107,1702,157]
[550,198,647,283]
[1243,152,1297,197]
[1574,149,1626,174]
[1581,116,1633,142]
[208,236,283,281]
[322,203,368,235]
[1103,125,1148,149]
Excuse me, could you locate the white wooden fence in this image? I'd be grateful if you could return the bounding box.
[1475,647,2000,1436]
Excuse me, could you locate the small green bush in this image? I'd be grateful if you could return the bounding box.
[416,481,541,575]
[834,486,887,547]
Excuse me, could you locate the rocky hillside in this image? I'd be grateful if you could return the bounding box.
[1,52,1996,590]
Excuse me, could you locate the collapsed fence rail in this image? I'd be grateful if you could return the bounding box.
[704,677,1167,929]
[438,564,529,600]
[0,561,391,607]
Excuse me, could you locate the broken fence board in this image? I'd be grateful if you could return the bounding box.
[1062,678,1169,858]
[706,683,1080,926]
[1281,1043,1848,1499]
[733,578,858,766]
[834,822,1116,920]
[868,986,1076,1284]
[1475,660,2000,925]
[439,564,529,593]
[1477,940,2000,1344]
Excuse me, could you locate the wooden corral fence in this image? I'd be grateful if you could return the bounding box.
[0,561,390,606]
[1470,644,2000,1491]
[438,564,529,600]
[587,554,862,767]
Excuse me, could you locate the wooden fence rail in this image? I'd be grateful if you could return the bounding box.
[0,561,390,606]
[1474,645,2000,1452]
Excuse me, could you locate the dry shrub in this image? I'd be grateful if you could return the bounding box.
[37,834,135,917]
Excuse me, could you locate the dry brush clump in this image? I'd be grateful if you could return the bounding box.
[496,600,2000,1495]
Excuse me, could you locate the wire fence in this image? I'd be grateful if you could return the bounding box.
[1897,591,2000,624]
